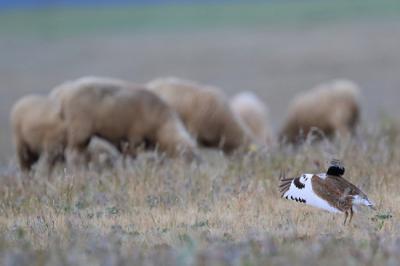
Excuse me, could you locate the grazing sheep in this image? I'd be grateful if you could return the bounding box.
[230,91,273,146]
[50,76,130,105]
[279,79,361,144]
[51,76,198,165]
[10,94,67,172]
[146,77,255,153]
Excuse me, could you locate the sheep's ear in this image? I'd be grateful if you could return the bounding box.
[326,159,345,176]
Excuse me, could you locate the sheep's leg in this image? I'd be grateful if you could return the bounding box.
[114,140,131,168]
[16,140,38,172]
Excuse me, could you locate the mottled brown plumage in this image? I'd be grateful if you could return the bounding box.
[311,174,369,224]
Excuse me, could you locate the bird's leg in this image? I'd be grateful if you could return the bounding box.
[348,208,354,225]
[343,211,348,225]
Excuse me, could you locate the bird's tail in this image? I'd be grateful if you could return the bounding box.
[367,199,376,210]
[279,173,294,198]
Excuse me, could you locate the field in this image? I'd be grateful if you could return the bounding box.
[1,135,399,265]
[1,1,400,265]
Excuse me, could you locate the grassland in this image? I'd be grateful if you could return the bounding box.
[1,1,400,265]
[1,0,400,37]
[0,127,399,265]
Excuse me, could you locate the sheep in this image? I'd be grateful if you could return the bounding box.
[146,77,255,153]
[230,91,273,146]
[10,94,67,172]
[49,76,131,112]
[279,79,361,144]
[50,76,198,165]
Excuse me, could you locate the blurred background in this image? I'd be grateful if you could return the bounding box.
[1,0,400,164]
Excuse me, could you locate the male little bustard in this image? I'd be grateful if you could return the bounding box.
[279,160,375,225]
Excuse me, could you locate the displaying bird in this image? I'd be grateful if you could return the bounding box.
[279,159,375,225]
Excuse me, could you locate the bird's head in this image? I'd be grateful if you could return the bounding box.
[326,159,345,176]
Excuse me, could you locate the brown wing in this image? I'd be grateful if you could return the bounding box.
[327,175,364,196]
[311,175,355,211]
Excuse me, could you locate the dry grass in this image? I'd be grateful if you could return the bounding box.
[0,126,400,265]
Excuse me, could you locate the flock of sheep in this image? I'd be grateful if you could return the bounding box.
[10,76,361,173]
